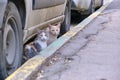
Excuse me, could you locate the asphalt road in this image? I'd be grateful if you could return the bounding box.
[32,0,120,80]
[106,0,120,10]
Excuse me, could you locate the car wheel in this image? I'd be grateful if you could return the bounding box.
[0,2,23,79]
[101,0,103,6]
[87,0,95,15]
[60,0,71,35]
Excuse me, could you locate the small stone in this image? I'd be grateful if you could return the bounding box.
[64,57,74,63]
[40,70,44,73]
[36,73,44,80]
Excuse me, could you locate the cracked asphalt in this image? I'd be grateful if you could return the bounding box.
[32,0,120,80]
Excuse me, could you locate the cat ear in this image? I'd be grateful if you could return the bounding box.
[48,24,52,29]
[57,22,61,28]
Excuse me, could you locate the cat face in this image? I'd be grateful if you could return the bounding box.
[37,30,49,42]
[48,23,61,36]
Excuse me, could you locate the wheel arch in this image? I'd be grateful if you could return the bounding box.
[8,0,26,29]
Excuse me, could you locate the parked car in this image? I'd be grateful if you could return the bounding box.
[71,0,103,15]
[0,0,71,79]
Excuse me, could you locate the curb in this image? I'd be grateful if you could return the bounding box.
[6,1,112,80]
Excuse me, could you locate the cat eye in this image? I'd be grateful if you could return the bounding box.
[52,30,55,31]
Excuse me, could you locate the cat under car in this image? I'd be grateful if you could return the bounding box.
[24,22,61,60]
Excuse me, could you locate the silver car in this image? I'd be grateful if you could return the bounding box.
[0,0,71,79]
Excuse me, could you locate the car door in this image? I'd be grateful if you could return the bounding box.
[33,0,66,24]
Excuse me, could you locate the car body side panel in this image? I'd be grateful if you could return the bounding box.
[23,15,64,43]
[0,0,7,29]
[23,0,66,41]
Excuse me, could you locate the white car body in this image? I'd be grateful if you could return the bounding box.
[72,0,103,14]
[72,0,91,11]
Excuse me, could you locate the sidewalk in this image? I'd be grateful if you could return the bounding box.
[33,1,120,80]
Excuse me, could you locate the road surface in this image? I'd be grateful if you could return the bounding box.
[33,0,120,80]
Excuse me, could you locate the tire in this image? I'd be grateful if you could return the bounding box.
[101,0,103,6]
[87,0,95,15]
[0,2,23,79]
[60,0,71,35]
